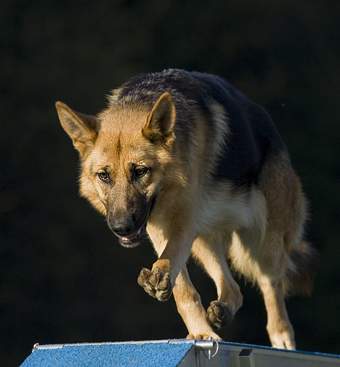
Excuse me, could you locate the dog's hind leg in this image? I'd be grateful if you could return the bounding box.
[258,274,295,349]
[257,233,295,349]
[173,267,220,340]
[192,234,243,331]
[230,230,295,349]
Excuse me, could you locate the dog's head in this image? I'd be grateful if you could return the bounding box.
[55,92,177,248]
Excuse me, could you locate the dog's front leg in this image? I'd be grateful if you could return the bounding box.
[138,223,195,302]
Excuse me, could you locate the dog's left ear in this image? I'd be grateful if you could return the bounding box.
[55,101,98,156]
[142,92,176,144]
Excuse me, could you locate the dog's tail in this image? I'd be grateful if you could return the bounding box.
[284,240,318,296]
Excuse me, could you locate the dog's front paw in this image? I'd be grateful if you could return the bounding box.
[137,267,172,302]
[207,300,233,330]
[186,332,221,340]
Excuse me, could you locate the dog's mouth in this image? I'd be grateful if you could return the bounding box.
[116,224,147,248]
[109,194,157,249]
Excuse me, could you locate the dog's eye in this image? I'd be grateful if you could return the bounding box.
[133,165,150,179]
[97,170,111,183]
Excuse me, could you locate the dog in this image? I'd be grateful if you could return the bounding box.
[55,69,315,349]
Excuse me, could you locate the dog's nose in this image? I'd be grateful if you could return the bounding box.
[109,217,136,237]
[112,224,133,236]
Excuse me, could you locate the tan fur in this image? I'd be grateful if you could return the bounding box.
[55,88,312,349]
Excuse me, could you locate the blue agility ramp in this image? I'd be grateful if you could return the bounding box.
[20,340,193,367]
[21,339,340,367]
[20,340,194,367]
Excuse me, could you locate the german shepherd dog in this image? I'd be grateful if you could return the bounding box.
[55,69,314,349]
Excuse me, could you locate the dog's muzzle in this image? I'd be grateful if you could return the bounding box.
[107,194,157,248]
[116,224,147,248]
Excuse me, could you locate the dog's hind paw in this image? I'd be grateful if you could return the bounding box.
[137,267,172,302]
[207,300,233,330]
[268,327,296,350]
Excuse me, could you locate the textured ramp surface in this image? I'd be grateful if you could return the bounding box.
[21,341,194,367]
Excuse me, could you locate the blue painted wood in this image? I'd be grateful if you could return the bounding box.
[21,341,194,367]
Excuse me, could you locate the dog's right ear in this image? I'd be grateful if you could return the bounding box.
[55,101,98,156]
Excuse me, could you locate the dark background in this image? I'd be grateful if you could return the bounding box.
[1,1,340,365]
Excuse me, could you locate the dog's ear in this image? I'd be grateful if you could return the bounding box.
[55,101,98,156]
[142,92,176,144]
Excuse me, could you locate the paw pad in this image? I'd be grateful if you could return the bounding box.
[137,267,172,302]
[207,300,233,330]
